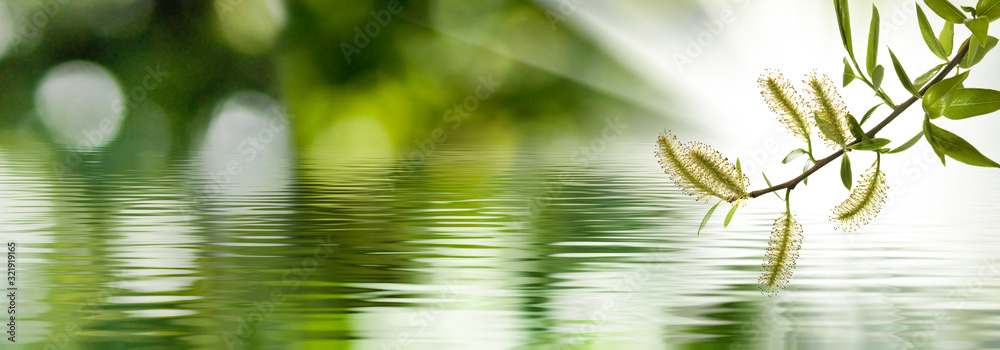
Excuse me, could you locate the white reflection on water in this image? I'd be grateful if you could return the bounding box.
[0,149,56,343]
[195,91,293,205]
[346,140,1000,349]
[113,202,201,294]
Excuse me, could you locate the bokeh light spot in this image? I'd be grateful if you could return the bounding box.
[33,60,125,149]
[214,0,287,55]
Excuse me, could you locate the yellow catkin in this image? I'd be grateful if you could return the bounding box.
[759,212,803,296]
[831,165,888,231]
[804,71,851,148]
[656,132,749,203]
[759,69,810,142]
[656,132,722,201]
[685,141,749,202]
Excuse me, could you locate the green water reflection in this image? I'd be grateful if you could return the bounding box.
[2,139,1000,349]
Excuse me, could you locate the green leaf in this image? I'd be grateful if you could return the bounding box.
[963,6,978,16]
[944,88,1000,119]
[924,0,968,23]
[887,131,924,154]
[978,0,1000,22]
[965,17,990,47]
[782,148,808,164]
[698,200,722,235]
[867,5,881,74]
[843,58,856,87]
[888,49,920,96]
[914,63,946,89]
[860,103,883,125]
[761,172,784,200]
[871,64,885,91]
[835,0,855,59]
[724,202,739,228]
[848,114,865,140]
[960,36,998,68]
[841,152,852,190]
[923,71,969,118]
[940,22,955,55]
[917,5,950,60]
[924,119,1000,167]
[963,37,980,69]
[736,157,742,173]
[850,138,892,151]
[923,116,946,164]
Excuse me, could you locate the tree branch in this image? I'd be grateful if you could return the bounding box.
[749,40,971,199]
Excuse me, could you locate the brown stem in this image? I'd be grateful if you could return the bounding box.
[749,40,971,199]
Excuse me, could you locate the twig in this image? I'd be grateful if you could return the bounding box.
[749,40,971,198]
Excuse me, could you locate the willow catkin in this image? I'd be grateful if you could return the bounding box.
[831,164,888,231]
[656,131,749,203]
[759,69,811,142]
[804,71,852,148]
[760,212,803,296]
[685,141,749,202]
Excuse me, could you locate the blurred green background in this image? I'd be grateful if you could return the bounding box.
[0,0,670,160]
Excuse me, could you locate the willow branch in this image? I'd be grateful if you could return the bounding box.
[749,40,971,199]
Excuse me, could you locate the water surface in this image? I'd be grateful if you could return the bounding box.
[1,139,998,349]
